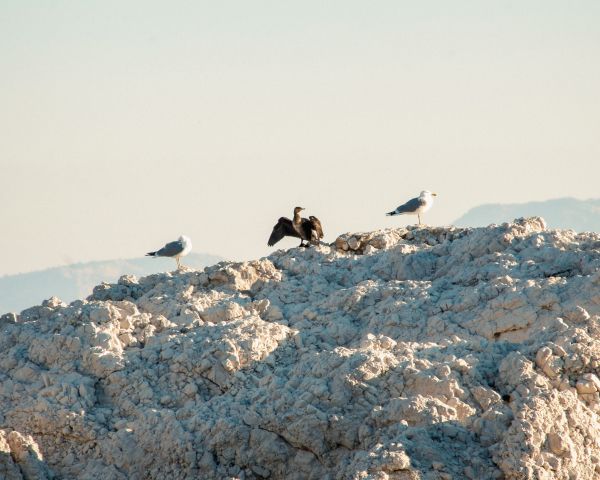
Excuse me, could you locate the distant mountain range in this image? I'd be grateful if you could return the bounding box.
[454,197,600,232]
[0,253,223,314]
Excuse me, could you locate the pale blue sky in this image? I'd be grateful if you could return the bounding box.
[1,1,599,275]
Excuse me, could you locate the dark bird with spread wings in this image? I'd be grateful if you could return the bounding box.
[268,207,324,248]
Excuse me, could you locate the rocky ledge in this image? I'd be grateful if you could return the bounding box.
[1,217,600,479]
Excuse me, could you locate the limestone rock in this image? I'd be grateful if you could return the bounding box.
[1,217,600,479]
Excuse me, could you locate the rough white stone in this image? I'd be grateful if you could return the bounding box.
[1,217,600,479]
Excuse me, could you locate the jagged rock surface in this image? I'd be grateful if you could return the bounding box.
[2,217,600,479]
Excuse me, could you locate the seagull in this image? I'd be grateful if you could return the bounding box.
[268,207,324,248]
[146,235,192,269]
[386,191,437,225]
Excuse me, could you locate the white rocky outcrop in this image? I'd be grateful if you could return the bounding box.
[2,217,600,479]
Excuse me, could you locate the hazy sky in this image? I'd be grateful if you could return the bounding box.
[1,1,599,276]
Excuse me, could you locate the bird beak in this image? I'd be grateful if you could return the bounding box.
[432,193,438,196]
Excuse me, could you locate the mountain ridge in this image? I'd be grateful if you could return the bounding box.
[0,252,223,314]
[454,196,600,231]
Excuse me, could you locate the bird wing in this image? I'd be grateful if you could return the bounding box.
[300,218,314,240]
[156,240,185,257]
[394,196,426,214]
[268,217,299,246]
[309,216,324,239]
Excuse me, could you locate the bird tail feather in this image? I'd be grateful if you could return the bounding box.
[146,251,157,257]
[386,211,397,216]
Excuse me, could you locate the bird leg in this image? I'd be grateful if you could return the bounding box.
[176,257,181,270]
[418,214,421,225]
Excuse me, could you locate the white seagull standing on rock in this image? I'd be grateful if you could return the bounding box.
[386,190,437,225]
[146,235,192,270]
